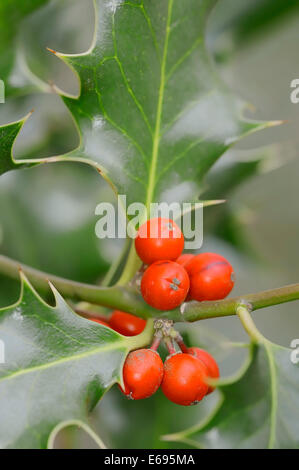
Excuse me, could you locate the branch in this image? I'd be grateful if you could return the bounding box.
[176,283,299,322]
[0,254,299,322]
[0,254,155,319]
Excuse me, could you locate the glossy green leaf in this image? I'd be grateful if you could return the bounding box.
[95,387,217,449]
[59,0,280,208]
[211,0,299,52]
[0,116,32,174]
[202,153,271,254]
[48,418,107,449]
[164,342,299,449]
[0,0,279,205]
[202,158,263,201]
[0,163,109,284]
[0,0,50,96]
[0,273,153,448]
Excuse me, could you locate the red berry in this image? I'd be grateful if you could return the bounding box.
[161,353,208,406]
[135,218,184,265]
[187,347,220,394]
[176,253,195,267]
[141,260,190,311]
[120,349,164,400]
[88,316,110,327]
[109,310,146,336]
[186,253,235,301]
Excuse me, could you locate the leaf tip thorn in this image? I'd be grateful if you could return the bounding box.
[47,47,57,55]
[268,119,286,128]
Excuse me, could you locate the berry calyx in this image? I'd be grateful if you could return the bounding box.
[186,252,235,301]
[120,349,164,400]
[135,218,184,265]
[141,260,190,310]
[187,347,220,394]
[161,353,208,406]
[176,253,195,267]
[109,310,146,336]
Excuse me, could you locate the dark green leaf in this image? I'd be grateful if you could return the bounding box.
[0,116,33,174]
[0,1,279,205]
[202,155,268,254]
[212,0,299,50]
[164,342,299,449]
[95,387,217,449]
[0,163,109,283]
[0,0,50,96]
[202,159,262,201]
[0,273,153,448]
[59,0,278,207]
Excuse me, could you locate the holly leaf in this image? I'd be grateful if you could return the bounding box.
[0,115,35,175]
[164,342,299,449]
[0,0,50,97]
[0,273,153,448]
[0,161,110,283]
[210,0,299,59]
[0,0,280,206]
[202,157,263,201]
[203,159,262,254]
[95,387,217,449]
[202,150,274,253]
[57,0,281,207]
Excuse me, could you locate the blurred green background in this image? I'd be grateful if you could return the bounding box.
[0,0,299,448]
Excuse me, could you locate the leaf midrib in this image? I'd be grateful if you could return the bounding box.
[145,0,174,211]
[0,340,128,383]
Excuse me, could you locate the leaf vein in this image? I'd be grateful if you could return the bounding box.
[95,87,149,170]
[166,35,203,83]
[0,342,127,383]
[112,14,154,136]
[145,0,174,209]
[156,136,207,183]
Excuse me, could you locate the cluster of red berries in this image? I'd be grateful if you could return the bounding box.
[87,310,219,406]
[120,340,219,406]
[86,217,234,406]
[135,217,235,310]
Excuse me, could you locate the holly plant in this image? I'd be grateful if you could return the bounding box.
[0,0,298,450]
